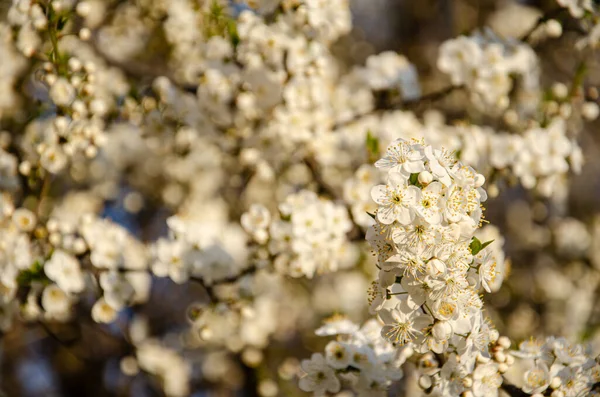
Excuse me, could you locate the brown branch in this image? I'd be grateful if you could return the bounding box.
[500,383,530,397]
[303,157,339,199]
[189,265,259,303]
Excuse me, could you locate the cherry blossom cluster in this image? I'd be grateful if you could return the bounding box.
[151,213,249,285]
[0,0,600,396]
[366,138,502,359]
[242,191,354,278]
[509,337,600,396]
[438,30,539,111]
[299,317,408,396]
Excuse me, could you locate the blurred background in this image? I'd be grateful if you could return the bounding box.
[2,0,600,396]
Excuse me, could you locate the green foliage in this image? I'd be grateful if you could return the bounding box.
[469,236,494,256]
[17,260,50,287]
[366,130,379,162]
[205,0,240,48]
[409,173,423,188]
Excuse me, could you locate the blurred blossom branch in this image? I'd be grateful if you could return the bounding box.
[1,0,600,396]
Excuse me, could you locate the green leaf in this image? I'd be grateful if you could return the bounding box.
[409,173,422,188]
[366,130,379,160]
[470,237,494,255]
[481,239,494,251]
[227,20,240,48]
[57,14,69,31]
[16,260,49,287]
[469,237,482,255]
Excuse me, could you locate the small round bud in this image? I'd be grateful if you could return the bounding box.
[505,354,515,366]
[418,375,432,389]
[474,173,485,188]
[45,74,57,86]
[68,58,83,72]
[582,102,600,121]
[49,232,62,246]
[498,336,511,349]
[559,103,572,118]
[76,1,91,17]
[503,109,519,126]
[242,348,263,367]
[552,83,569,99]
[199,327,212,340]
[462,391,474,397]
[532,393,544,397]
[84,61,96,74]
[498,363,508,373]
[46,219,59,233]
[52,0,64,12]
[550,376,562,389]
[258,379,278,397]
[85,145,98,159]
[489,329,499,343]
[494,351,506,363]
[70,76,83,90]
[120,356,139,376]
[551,391,564,397]
[545,19,563,38]
[73,238,87,254]
[418,171,433,185]
[79,28,92,41]
[19,161,31,176]
[72,100,88,115]
[547,100,559,115]
[54,116,70,133]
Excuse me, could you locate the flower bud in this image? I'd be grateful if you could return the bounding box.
[582,102,600,121]
[497,336,511,349]
[494,351,506,363]
[489,329,499,343]
[552,83,568,99]
[550,376,562,389]
[474,173,485,188]
[545,19,562,38]
[418,171,433,185]
[418,375,432,389]
[432,321,452,341]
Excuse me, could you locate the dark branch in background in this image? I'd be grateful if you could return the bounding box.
[501,383,530,397]
[190,265,259,303]
[303,157,339,199]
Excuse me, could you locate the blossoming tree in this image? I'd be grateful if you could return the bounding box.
[0,0,600,396]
